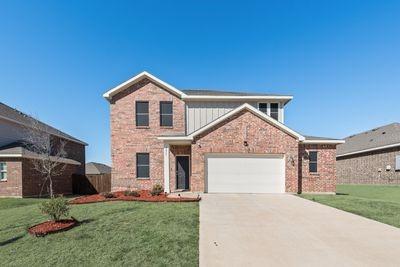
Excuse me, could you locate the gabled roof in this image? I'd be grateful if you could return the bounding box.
[103,71,186,100]
[103,71,293,102]
[159,103,305,142]
[86,162,111,175]
[337,123,400,157]
[0,102,87,145]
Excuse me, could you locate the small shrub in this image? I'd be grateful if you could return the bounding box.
[100,192,115,199]
[150,184,163,196]
[123,190,140,197]
[39,196,70,221]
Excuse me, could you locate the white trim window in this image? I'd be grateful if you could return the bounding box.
[258,103,268,115]
[0,162,7,181]
[396,155,400,171]
[270,103,279,120]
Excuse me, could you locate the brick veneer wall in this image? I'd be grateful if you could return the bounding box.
[0,159,23,197]
[299,144,337,193]
[337,146,400,184]
[109,79,185,191]
[21,158,78,197]
[191,110,300,192]
[0,158,79,197]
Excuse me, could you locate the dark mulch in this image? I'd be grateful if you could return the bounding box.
[69,190,201,205]
[28,218,78,237]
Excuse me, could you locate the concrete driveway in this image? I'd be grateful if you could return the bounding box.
[200,194,400,267]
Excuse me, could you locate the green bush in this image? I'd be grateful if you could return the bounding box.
[39,196,70,221]
[151,184,163,196]
[123,190,140,197]
[100,192,115,198]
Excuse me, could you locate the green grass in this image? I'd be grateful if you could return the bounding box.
[0,198,199,266]
[300,184,400,228]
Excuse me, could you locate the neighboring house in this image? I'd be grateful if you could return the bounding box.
[337,123,400,184]
[86,162,111,175]
[103,71,344,194]
[0,102,86,197]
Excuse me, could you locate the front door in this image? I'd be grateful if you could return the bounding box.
[176,156,190,190]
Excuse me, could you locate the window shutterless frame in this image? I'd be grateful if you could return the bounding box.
[135,101,149,127]
[270,103,279,120]
[160,101,173,127]
[258,103,268,115]
[136,153,150,178]
[309,151,318,173]
[0,162,7,181]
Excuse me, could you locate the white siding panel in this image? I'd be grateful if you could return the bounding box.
[186,101,263,133]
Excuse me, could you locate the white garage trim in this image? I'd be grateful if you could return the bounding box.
[205,153,286,194]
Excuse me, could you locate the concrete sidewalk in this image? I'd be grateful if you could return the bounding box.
[200,194,400,267]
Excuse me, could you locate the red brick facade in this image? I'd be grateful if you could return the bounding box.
[0,139,85,197]
[299,144,337,193]
[110,79,185,191]
[108,79,338,193]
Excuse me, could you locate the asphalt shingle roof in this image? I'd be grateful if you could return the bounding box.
[0,102,86,145]
[181,89,291,97]
[86,162,111,175]
[337,123,400,156]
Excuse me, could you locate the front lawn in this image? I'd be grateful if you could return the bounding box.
[0,198,199,266]
[300,184,400,228]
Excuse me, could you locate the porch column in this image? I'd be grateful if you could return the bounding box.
[163,143,170,193]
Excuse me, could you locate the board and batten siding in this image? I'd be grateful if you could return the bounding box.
[185,101,285,134]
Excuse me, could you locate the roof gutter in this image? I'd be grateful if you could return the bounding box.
[337,142,400,158]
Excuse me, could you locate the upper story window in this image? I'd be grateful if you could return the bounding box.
[309,151,318,173]
[258,103,268,115]
[0,162,7,181]
[270,103,279,120]
[136,101,149,127]
[160,101,173,127]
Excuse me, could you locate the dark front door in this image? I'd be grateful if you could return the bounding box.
[176,156,190,190]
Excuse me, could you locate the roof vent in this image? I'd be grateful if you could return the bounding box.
[372,128,378,131]
[382,132,386,135]
[369,139,374,142]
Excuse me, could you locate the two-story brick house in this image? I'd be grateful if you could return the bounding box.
[104,71,344,194]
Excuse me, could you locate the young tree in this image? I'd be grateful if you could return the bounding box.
[23,119,68,198]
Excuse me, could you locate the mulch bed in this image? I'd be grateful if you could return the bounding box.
[69,190,201,205]
[28,218,78,237]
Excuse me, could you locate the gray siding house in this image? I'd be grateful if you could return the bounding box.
[337,123,400,184]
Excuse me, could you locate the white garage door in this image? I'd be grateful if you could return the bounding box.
[206,154,285,193]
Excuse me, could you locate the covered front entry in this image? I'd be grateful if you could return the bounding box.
[176,155,190,190]
[206,154,285,193]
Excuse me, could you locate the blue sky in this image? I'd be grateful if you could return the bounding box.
[2,0,400,164]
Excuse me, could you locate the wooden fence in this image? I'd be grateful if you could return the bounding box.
[72,174,111,195]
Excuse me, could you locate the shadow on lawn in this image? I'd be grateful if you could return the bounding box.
[336,193,349,196]
[0,234,25,247]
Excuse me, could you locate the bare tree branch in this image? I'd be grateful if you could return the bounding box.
[22,118,69,198]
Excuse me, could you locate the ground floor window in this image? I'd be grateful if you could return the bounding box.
[0,162,7,181]
[136,153,150,178]
[309,151,318,173]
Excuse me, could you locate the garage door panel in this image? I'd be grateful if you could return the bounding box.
[206,154,285,193]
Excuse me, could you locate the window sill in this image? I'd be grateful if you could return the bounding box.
[160,126,173,129]
[309,173,320,176]
[136,126,150,129]
[0,179,7,182]
[136,177,150,180]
